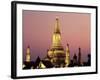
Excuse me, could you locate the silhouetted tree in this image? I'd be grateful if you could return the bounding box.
[87,54,91,66]
[68,60,74,67]
[73,53,78,66]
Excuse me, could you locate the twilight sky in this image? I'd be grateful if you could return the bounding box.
[23,10,90,62]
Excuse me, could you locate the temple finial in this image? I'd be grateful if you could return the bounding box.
[56,17,59,20]
[54,17,60,34]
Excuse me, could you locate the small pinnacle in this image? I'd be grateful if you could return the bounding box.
[56,17,59,20]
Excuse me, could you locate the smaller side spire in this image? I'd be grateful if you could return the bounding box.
[65,43,70,66]
[78,47,82,66]
[26,45,31,62]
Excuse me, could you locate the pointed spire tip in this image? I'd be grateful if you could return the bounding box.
[56,17,59,20]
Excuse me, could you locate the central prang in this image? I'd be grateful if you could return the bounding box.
[47,18,68,67]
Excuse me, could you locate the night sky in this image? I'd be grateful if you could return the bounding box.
[23,10,90,62]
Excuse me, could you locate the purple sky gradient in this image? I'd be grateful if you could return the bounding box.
[23,10,90,62]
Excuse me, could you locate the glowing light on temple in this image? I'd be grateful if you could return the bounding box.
[47,17,65,67]
[26,46,31,62]
[65,44,70,66]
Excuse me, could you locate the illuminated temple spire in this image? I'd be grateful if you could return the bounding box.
[65,44,70,66]
[52,17,62,47]
[26,46,31,62]
[47,17,65,67]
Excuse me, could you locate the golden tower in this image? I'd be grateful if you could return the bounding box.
[52,18,61,47]
[26,46,31,62]
[47,18,65,67]
[65,44,70,66]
